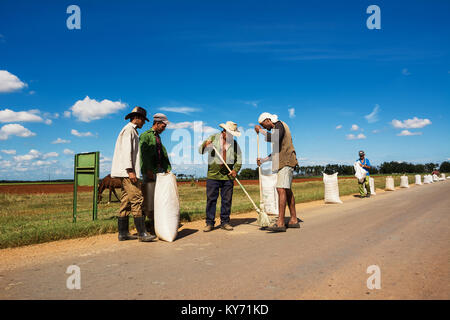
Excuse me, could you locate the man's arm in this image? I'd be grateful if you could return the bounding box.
[199,135,214,154]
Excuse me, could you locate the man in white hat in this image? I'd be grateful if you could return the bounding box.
[111,106,156,242]
[255,112,300,232]
[199,121,242,232]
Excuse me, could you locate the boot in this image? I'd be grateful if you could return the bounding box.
[134,216,157,242]
[118,216,138,241]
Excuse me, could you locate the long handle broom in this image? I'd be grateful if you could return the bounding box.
[211,144,271,228]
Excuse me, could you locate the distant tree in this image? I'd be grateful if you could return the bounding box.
[440,161,450,173]
[238,168,258,179]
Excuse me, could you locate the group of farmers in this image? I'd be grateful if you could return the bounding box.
[110,106,302,242]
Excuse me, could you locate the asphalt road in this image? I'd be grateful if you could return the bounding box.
[1,180,449,299]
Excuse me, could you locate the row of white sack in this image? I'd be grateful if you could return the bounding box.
[323,173,448,204]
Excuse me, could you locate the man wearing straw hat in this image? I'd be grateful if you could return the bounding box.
[255,112,300,232]
[199,121,242,232]
[111,106,156,242]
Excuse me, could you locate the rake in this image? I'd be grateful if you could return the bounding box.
[211,145,271,228]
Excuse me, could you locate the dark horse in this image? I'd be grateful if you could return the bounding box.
[98,174,122,203]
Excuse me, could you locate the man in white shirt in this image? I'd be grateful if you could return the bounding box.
[111,106,156,242]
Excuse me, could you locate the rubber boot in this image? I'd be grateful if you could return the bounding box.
[118,216,138,241]
[134,216,157,242]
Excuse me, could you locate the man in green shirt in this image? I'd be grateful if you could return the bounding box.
[199,121,242,232]
[140,113,172,232]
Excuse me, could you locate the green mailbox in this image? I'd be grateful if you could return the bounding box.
[73,151,100,222]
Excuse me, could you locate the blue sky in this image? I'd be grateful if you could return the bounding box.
[0,0,449,180]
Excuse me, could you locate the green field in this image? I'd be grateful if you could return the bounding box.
[0,174,421,249]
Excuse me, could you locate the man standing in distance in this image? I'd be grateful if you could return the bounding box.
[111,106,156,242]
[255,112,300,232]
[357,150,371,198]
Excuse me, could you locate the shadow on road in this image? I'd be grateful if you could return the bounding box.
[230,217,257,227]
[176,228,199,240]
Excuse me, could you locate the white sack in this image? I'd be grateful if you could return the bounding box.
[415,175,422,185]
[440,173,446,180]
[400,175,409,188]
[369,177,376,195]
[423,175,430,184]
[432,174,439,182]
[154,172,180,242]
[385,176,395,191]
[323,172,343,204]
[354,162,367,183]
[259,170,279,215]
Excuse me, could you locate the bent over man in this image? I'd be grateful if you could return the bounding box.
[111,106,156,242]
[255,112,300,232]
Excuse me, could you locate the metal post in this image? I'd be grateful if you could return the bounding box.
[92,151,99,220]
[73,154,78,223]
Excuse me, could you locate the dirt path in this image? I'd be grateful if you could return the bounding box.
[0,182,448,299]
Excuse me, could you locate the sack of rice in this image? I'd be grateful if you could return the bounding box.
[259,170,279,215]
[385,176,395,191]
[432,174,439,182]
[400,175,409,188]
[369,177,376,195]
[415,175,422,185]
[323,172,343,204]
[154,172,180,242]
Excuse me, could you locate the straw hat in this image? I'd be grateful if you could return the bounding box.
[125,106,149,121]
[219,121,241,137]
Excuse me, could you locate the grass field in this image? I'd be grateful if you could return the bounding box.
[0,174,424,249]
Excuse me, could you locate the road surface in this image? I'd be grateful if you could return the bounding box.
[1,180,449,299]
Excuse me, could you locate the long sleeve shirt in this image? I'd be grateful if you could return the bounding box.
[140,128,172,179]
[111,122,141,178]
[199,133,242,180]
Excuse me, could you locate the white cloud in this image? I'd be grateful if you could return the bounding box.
[402,68,411,76]
[63,111,71,118]
[0,160,12,168]
[159,106,201,114]
[1,149,16,155]
[0,124,36,140]
[364,104,380,123]
[63,148,75,155]
[391,117,432,129]
[336,125,343,130]
[241,100,261,108]
[397,130,423,136]
[346,133,366,140]
[0,70,27,93]
[351,124,359,131]
[71,129,94,137]
[14,149,41,162]
[32,160,57,166]
[52,138,71,144]
[0,108,44,123]
[70,96,127,122]
[288,107,295,119]
[43,152,59,159]
[372,129,380,134]
[248,123,256,127]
